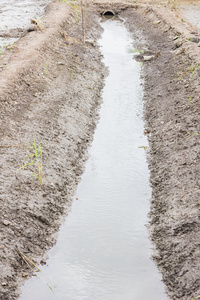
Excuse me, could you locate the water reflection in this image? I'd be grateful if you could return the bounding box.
[20,19,167,300]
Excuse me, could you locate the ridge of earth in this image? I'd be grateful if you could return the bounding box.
[1,1,200,299]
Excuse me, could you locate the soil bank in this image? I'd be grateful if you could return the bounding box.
[1,1,200,300]
[120,3,200,300]
[0,2,106,299]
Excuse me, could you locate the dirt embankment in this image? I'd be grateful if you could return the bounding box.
[0,2,106,299]
[120,4,200,300]
[1,1,200,299]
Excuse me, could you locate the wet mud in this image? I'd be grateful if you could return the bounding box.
[0,2,106,299]
[1,1,200,300]
[121,5,200,300]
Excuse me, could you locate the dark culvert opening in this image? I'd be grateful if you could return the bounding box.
[102,10,115,19]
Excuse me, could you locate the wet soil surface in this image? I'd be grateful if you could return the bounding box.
[0,2,106,299]
[1,1,200,300]
[120,5,200,300]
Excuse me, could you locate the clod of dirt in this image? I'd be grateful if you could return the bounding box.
[3,220,11,226]
[189,36,200,43]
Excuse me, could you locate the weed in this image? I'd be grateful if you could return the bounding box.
[18,138,43,185]
[190,296,200,300]
[168,0,177,9]
[178,63,199,80]
[138,146,147,150]
[188,97,194,104]
[16,249,55,293]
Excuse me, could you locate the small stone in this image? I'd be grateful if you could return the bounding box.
[3,220,10,226]
[85,39,95,46]
[198,42,200,47]
[189,37,200,43]
[143,55,154,61]
[27,24,35,32]
[2,282,7,286]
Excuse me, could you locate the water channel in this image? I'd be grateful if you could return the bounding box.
[20,18,167,300]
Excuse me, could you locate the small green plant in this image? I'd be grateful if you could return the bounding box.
[138,146,147,150]
[190,296,200,300]
[188,97,194,104]
[168,0,177,9]
[18,138,43,185]
[178,63,199,80]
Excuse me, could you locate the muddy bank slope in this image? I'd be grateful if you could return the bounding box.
[118,4,200,300]
[0,2,106,299]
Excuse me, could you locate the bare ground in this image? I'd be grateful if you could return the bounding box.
[1,1,200,299]
[0,2,106,299]
[120,4,200,300]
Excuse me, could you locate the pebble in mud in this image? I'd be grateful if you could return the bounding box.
[3,220,11,226]
[1,282,7,286]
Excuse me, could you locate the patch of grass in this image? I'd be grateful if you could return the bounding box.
[70,1,80,23]
[18,138,43,185]
[168,0,177,9]
[178,63,199,80]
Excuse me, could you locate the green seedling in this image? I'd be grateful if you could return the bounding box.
[18,138,43,185]
[68,67,74,79]
[168,0,177,9]
[189,97,194,103]
[193,133,200,136]
[190,296,200,300]
[138,146,147,150]
[178,63,199,80]
[69,0,80,23]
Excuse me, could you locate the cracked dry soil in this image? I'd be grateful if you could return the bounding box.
[1,1,200,300]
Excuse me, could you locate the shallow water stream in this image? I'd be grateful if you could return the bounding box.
[20,18,167,300]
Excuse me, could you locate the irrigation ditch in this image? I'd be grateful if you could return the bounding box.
[1,1,200,299]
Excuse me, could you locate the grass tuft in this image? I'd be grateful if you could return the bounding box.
[18,138,43,185]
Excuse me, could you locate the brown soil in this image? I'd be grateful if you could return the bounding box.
[120,4,200,300]
[1,1,200,300]
[0,2,106,299]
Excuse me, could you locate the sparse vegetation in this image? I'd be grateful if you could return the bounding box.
[168,0,177,9]
[18,138,43,185]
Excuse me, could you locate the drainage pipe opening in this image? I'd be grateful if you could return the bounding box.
[101,10,115,19]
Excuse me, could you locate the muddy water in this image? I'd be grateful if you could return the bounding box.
[0,0,51,48]
[20,18,167,300]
